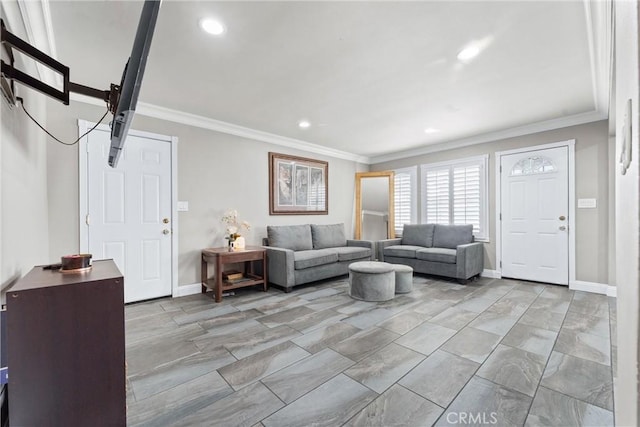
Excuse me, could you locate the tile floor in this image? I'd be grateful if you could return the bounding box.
[125,275,616,427]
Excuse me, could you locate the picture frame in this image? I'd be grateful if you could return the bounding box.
[269,152,328,215]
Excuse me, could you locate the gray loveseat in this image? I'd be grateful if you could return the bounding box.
[378,224,484,283]
[265,223,373,292]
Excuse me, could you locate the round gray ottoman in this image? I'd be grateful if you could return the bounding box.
[392,264,413,294]
[349,261,395,302]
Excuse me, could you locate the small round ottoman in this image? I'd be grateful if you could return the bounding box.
[349,261,395,302]
[392,264,413,294]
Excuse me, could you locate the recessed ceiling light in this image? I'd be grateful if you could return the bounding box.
[200,18,225,36]
[457,36,494,63]
[457,45,480,62]
[424,128,440,134]
[298,120,311,129]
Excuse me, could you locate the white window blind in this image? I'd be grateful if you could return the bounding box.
[394,168,416,235]
[308,172,326,210]
[421,155,488,240]
[425,168,450,225]
[309,185,326,210]
[453,163,481,230]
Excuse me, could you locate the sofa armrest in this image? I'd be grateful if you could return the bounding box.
[347,239,374,260]
[347,239,374,249]
[265,247,295,288]
[456,242,484,279]
[376,238,402,261]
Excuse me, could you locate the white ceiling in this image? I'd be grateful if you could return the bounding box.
[42,1,608,162]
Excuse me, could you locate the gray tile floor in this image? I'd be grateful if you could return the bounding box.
[125,276,616,426]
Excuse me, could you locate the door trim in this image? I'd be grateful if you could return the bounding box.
[78,120,179,298]
[495,139,576,285]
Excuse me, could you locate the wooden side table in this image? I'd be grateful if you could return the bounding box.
[201,246,268,302]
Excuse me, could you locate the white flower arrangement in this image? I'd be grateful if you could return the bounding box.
[221,209,250,241]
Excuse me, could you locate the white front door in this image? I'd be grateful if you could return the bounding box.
[84,127,173,302]
[500,146,569,285]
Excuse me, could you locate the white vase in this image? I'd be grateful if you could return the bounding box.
[235,236,246,249]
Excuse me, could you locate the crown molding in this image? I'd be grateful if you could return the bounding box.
[34,1,611,167]
[369,110,607,164]
[7,0,59,87]
[70,93,370,164]
[583,0,613,115]
[1,1,33,78]
[24,0,366,164]
[71,95,608,167]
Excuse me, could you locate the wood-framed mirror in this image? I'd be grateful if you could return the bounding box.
[355,171,395,240]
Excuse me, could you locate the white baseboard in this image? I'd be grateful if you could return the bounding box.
[173,283,202,297]
[481,269,501,279]
[173,277,617,298]
[570,280,617,297]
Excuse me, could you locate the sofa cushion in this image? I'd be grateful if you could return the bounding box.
[433,224,473,249]
[311,223,347,249]
[331,246,371,262]
[383,245,424,259]
[401,224,435,247]
[268,224,313,251]
[294,249,338,270]
[416,248,457,264]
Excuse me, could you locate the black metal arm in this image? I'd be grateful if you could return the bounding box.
[1,19,115,108]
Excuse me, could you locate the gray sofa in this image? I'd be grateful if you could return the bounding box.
[265,223,373,292]
[378,224,484,283]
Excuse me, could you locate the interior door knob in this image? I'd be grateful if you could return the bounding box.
[163,218,170,224]
[559,215,566,221]
[163,229,170,235]
[559,226,566,231]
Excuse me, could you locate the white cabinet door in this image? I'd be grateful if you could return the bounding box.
[501,146,569,285]
[86,128,172,302]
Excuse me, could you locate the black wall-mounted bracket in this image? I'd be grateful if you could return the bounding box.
[1,20,16,105]
[1,19,116,111]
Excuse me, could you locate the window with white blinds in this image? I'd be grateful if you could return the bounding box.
[393,167,417,236]
[420,155,488,240]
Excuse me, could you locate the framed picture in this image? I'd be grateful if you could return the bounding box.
[269,152,328,215]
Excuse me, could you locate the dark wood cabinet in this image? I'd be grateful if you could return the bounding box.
[6,259,125,426]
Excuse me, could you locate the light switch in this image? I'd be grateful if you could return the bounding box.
[577,198,597,209]
[177,201,189,212]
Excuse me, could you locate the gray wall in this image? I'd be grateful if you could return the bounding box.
[0,1,51,305]
[45,100,365,288]
[1,89,50,304]
[614,1,639,424]
[372,120,610,285]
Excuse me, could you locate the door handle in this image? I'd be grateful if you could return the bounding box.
[163,229,170,235]
[559,226,566,231]
[163,218,170,224]
[559,215,566,221]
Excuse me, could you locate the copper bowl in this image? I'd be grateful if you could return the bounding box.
[60,254,92,271]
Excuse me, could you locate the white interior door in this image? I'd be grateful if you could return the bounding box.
[85,128,173,302]
[501,146,569,285]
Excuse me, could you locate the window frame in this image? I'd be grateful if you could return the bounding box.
[420,154,489,242]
